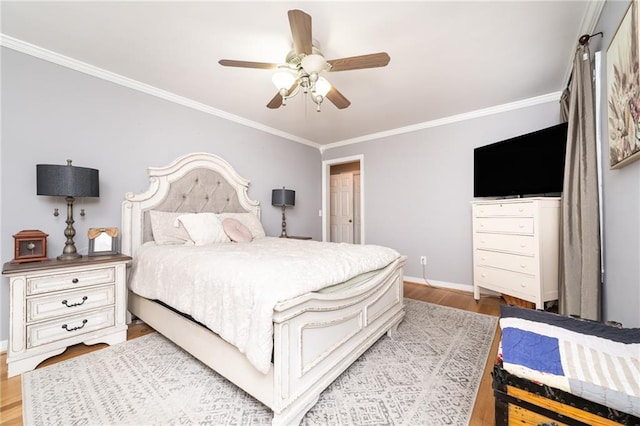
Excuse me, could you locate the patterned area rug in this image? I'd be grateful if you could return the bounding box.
[22,299,497,425]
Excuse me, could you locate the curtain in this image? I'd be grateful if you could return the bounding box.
[559,42,601,321]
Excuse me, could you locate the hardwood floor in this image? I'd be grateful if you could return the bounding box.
[1,283,503,425]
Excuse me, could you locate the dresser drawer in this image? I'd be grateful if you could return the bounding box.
[474,217,534,234]
[27,307,115,348]
[27,284,115,323]
[474,266,537,298]
[474,233,535,255]
[473,202,533,218]
[27,266,115,295]
[475,250,538,275]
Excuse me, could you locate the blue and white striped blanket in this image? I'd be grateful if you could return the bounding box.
[499,305,640,417]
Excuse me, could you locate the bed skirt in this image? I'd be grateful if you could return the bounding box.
[492,363,640,425]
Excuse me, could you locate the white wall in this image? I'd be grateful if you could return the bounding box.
[322,101,562,287]
[0,48,322,343]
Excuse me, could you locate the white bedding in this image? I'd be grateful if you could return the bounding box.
[128,237,400,373]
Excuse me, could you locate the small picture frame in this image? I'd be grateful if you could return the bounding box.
[88,227,118,256]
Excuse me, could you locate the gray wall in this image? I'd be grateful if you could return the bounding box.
[0,48,322,342]
[323,101,562,287]
[321,0,640,329]
[593,0,640,328]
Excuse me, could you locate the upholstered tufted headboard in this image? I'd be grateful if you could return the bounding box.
[121,152,260,256]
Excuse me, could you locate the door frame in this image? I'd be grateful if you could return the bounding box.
[322,155,364,243]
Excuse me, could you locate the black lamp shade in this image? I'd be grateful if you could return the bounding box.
[272,188,295,207]
[37,164,99,197]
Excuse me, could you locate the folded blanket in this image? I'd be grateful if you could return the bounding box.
[500,305,640,417]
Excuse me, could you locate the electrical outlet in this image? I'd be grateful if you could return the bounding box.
[420,256,427,266]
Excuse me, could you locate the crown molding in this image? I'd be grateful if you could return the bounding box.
[0,34,320,150]
[1,33,575,153]
[320,91,563,152]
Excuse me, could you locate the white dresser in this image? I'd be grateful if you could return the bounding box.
[471,198,560,310]
[2,254,130,377]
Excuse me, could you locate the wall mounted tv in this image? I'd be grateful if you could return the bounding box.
[473,122,568,198]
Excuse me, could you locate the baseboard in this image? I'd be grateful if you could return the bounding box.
[404,275,474,292]
[403,276,502,298]
[1,339,7,352]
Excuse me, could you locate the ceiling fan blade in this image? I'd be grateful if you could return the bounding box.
[288,9,312,55]
[326,86,351,109]
[218,59,278,70]
[267,82,299,109]
[328,52,390,72]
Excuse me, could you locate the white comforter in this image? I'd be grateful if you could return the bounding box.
[128,237,400,373]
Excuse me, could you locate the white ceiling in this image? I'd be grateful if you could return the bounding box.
[0,1,602,148]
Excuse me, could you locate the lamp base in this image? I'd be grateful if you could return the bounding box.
[280,205,288,238]
[57,252,82,261]
[57,196,82,261]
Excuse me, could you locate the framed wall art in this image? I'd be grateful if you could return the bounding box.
[88,227,118,256]
[607,0,640,169]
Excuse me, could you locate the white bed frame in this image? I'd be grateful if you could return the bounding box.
[121,152,407,425]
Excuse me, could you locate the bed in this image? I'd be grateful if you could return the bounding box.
[493,305,640,425]
[121,152,407,425]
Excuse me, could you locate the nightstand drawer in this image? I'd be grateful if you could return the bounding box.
[474,217,534,235]
[475,250,537,275]
[474,233,535,255]
[27,284,115,322]
[474,202,533,217]
[27,307,115,348]
[27,266,115,295]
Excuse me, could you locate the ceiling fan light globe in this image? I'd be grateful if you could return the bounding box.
[315,77,332,97]
[301,54,327,74]
[272,71,296,90]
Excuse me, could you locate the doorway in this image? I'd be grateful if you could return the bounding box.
[322,155,364,243]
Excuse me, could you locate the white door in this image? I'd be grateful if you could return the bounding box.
[330,173,354,243]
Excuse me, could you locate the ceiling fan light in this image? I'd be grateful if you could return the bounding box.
[301,54,327,74]
[272,71,296,90]
[314,77,332,97]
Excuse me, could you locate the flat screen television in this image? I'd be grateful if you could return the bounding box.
[473,122,568,198]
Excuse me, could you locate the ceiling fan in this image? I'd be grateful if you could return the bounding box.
[218,9,390,111]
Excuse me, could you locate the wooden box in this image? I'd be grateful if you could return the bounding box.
[493,364,639,425]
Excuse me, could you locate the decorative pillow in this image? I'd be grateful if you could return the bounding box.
[218,212,266,239]
[176,213,230,245]
[222,218,253,243]
[149,210,193,245]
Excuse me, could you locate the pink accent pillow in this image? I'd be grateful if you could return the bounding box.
[222,218,253,243]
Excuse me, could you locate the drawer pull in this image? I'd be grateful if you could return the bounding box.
[520,264,526,269]
[72,278,79,284]
[520,282,527,288]
[61,296,88,308]
[518,223,525,228]
[62,319,88,332]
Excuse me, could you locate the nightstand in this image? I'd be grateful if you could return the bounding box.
[2,254,131,377]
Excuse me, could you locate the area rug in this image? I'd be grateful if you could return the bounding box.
[22,299,497,425]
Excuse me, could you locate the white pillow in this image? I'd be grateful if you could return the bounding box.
[222,218,253,243]
[218,212,266,239]
[149,210,193,245]
[176,213,230,245]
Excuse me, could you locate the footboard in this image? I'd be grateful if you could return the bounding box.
[270,255,407,425]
